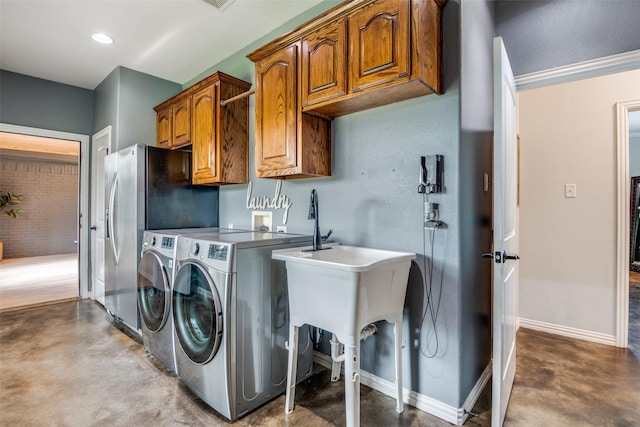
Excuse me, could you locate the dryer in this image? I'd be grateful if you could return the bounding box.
[172,231,314,420]
[137,228,248,372]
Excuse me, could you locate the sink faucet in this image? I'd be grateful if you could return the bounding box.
[306,189,333,251]
[308,189,322,251]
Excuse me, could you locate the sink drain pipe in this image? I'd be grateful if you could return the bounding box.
[330,323,378,381]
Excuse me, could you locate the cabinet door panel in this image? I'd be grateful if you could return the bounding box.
[302,20,347,107]
[255,45,298,176]
[156,106,172,148]
[172,97,191,147]
[349,0,410,92]
[191,85,217,181]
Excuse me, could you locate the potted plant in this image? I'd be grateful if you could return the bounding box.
[0,192,24,260]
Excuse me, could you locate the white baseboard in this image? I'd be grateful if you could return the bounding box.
[313,352,491,426]
[460,362,492,425]
[518,318,617,346]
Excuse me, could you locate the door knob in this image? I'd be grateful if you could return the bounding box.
[504,253,520,261]
[90,226,97,230]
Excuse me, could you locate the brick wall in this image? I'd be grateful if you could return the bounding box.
[0,157,78,258]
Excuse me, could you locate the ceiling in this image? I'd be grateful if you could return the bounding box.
[0,132,79,163]
[0,0,326,90]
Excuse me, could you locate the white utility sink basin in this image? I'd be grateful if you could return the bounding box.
[273,244,416,427]
[272,244,416,345]
[273,244,415,272]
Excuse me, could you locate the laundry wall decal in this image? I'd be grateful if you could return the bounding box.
[246,180,293,224]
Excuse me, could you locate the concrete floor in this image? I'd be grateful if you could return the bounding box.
[1,297,639,427]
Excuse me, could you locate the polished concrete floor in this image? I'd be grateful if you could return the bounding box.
[1,298,638,427]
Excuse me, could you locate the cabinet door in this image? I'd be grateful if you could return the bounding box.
[191,84,218,183]
[172,96,191,148]
[302,20,347,107]
[254,44,299,177]
[348,0,410,92]
[156,106,173,148]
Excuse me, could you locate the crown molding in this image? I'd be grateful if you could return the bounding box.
[515,49,640,91]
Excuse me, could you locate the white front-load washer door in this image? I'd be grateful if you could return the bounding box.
[172,261,224,364]
[137,250,170,333]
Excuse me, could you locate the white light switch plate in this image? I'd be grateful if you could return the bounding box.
[565,184,577,198]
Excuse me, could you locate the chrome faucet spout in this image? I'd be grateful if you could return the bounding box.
[309,189,322,251]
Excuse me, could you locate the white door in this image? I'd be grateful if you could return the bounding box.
[91,126,111,305]
[491,37,519,427]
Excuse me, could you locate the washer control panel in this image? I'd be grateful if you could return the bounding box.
[161,237,175,249]
[208,244,228,261]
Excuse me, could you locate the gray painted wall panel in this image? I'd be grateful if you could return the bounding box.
[206,0,465,407]
[459,0,495,405]
[93,66,180,151]
[93,68,119,142]
[0,70,93,135]
[495,0,640,76]
[117,67,181,149]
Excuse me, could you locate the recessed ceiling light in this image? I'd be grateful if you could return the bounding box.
[92,33,114,45]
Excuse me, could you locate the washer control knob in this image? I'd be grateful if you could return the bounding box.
[192,243,200,256]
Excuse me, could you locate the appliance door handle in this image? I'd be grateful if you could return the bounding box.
[107,172,119,265]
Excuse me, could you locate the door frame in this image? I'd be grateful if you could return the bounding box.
[615,99,640,348]
[0,123,90,298]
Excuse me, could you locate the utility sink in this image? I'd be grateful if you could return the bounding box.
[272,244,416,346]
[273,244,416,426]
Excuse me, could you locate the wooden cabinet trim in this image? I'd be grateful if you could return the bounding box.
[248,0,377,62]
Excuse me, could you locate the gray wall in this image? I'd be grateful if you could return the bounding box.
[495,0,640,76]
[189,0,470,408]
[0,70,94,135]
[93,66,181,150]
[459,0,494,405]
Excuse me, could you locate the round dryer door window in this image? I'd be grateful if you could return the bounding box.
[173,262,223,364]
[137,251,170,332]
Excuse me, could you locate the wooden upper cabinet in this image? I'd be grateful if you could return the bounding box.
[253,44,331,179]
[349,0,410,92]
[172,96,191,148]
[191,84,216,183]
[249,0,446,118]
[154,71,250,185]
[156,106,172,149]
[302,20,347,107]
[255,45,299,177]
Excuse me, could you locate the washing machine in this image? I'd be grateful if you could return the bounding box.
[137,228,248,372]
[172,231,315,420]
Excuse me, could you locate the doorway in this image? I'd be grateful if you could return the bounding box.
[0,132,79,309]
[0,124,90,307]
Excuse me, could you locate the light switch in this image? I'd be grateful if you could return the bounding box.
[564,184,577,198]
